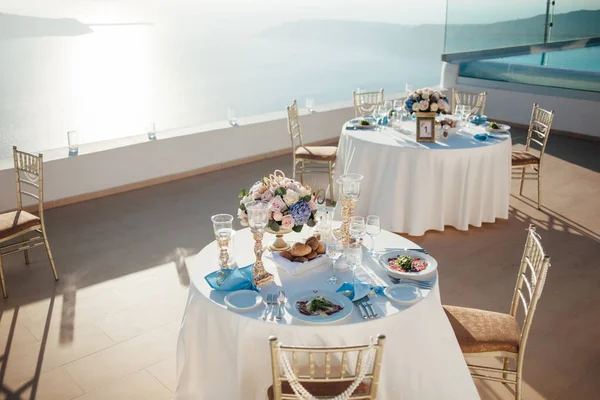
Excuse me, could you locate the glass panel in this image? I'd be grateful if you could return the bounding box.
[550,1,600,42]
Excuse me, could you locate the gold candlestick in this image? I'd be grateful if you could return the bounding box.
[216,237,231,269]
[252,229,274,286]
[340,199,357,246]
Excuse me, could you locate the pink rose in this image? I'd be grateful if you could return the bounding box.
[308,200,318,211]
[261,189,273,202]
[281,215,294,230]
[272,211,283,222]
[437,99,447,110]
[286,182,298,191]
[270,196,286,212]
[419,100,429,111]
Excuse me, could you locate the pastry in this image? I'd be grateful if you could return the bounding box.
[316,242,326,255]
[305,236,320,251]
[293,256,308,263]
[291,242,312,257]
[280,250,293,261]
[306,250,318,260]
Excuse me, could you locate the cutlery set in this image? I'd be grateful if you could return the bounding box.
[353,296,378,319]
[262,290,286,321]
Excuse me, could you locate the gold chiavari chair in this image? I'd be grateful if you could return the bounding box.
[0,147,59,298]
[511,103,555,209]
[444,225,551,400]
[287,99,337,203]
[268,335,386,400]
[451,89,487,115]
[353,89,384,118]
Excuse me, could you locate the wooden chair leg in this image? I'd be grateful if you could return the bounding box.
[328,161,335,204]
[41,230,59,281]
[0,256,6,298]
[23,234,30,265]
[519,167,525,195]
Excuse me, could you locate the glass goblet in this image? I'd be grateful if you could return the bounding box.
[344,243,362,283]
[326,242,343,284]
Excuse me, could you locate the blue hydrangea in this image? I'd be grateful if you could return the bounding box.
[289,201,312,226]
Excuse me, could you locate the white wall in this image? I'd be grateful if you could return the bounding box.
[442,62,599,138]
[0,104,355,212]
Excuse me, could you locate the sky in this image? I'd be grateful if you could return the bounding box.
[0,0,598,26]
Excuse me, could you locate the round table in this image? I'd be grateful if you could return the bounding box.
[175,227,479,399]
[334,119,512,236]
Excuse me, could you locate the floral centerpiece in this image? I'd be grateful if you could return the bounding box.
[238,170,317,250]
[404,88,449,114]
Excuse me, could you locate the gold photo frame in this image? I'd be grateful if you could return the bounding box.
[416,112,436,142]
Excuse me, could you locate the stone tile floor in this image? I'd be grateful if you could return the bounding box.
[0,130,598,399]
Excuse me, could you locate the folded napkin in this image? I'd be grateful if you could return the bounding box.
[204,264,257,291]
[266,251,329,276]
[470,114,487,125]
[336,280,385,301]
[474,133,489,141]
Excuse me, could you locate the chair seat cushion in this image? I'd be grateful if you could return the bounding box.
[444,305,521,354]
[511,151,539,166]
[268,381,370,399]
[295,146,337,162]
[0,210,40,240]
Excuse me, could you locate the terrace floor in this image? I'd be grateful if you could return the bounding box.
[0,129,599,399]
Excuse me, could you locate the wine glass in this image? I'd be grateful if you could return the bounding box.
[375,104,387,128]
[405,82,414,93]
[211,214,234,269]
[326,242,343,284]
[349,216,365,243]
[228,106,237,126]
[344,243,362,282]
[366,215,381,256]
[455,104,465,118]
[462,105,473,124]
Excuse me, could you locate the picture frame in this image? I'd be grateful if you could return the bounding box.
[415,112,436,142]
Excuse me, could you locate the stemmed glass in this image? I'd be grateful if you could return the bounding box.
[366,215,381,257]
[405,82,414,94]
[326,242,343,284]
[344,243,362,283]
[462,105,473,125]
[246,200,274,285]
[349,216,366,243]
[375,104,387,128]
[211,214,234,269]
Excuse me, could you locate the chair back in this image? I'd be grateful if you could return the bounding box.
[353,90,384,117]
[451,89,487,115]
[12,146,44,215]
[287,99,303,150]
[269,335,386,400]
[510,225,551,357]
[524,103,554,163]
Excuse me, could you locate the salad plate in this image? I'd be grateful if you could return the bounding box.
[384,284,422,305]
[285,290,353,324]
[378,250,438,281]
[485,123,510,133]
[349,117,377,130]
[224,290,263,311]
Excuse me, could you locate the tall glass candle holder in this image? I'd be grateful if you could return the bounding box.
[337,173,363,246]
[211,214,234,269]
[246,201,274,286]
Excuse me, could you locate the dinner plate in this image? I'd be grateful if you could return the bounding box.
[485,124,510,133]
[384,284,422,305]
[378,250,438,280]
[285,290,353,324]
[349,118,377,130]
[224,290,263,311]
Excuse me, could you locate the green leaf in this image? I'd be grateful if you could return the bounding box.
[238,188,249,199]
[302,195,311,202]
[306,219,316,227]
[275,187,287,196]
[240,204,246,211]
[268,220,280,232]
[292,225,303,233]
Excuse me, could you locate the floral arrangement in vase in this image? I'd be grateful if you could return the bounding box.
[238,170,317,233]
[404,88,449,114]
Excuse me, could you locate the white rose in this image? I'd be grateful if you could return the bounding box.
[242,195,253,205]
[412,102,420,112]
[430,103,439,112]
[422,92,429,100]
[412,93,419,100]
[283,191,300,206]
[299,186,311,198]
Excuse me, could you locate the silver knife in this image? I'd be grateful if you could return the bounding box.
[365,300,377,318]
[353,297,369,319]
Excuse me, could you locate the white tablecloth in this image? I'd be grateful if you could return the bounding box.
[175,227,479,400]
[334,120,511,236]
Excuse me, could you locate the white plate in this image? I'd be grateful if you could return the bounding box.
[286,290,353,324]
[384,284,422,305]
[378,250,438,280]
[485,124,510,133]
[224,290,263,311]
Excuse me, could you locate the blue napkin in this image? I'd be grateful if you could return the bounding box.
[474,133,489,141]
[470,114,487,125]
[205,264,257,291]
[337,280,385,301]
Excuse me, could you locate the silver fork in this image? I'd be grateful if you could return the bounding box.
[269,294,278,321]
[365,299,378,318]
[276,290,286,320]
[262,294,273,320]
